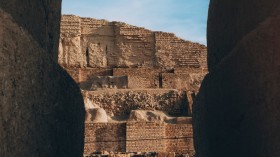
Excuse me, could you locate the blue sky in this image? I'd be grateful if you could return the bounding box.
[62,0,210,45]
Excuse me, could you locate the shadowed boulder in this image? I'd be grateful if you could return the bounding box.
[0,1,85,157]
[193,1,280,157]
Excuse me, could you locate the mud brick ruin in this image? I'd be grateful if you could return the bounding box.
[2,1,280,157]
[59,15,208,156]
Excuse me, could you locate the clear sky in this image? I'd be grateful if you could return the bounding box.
[62,0,210,45]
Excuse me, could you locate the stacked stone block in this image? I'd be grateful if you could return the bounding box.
[84,122,194,155]
[84,123,126,154]
[113,68,160,88]
[126,122,166,152]
[165,124,194,154]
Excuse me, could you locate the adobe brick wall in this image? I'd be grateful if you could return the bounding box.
[113,68,160,88]
[165,124,194,154]
[84,123,126,155]
[114,22,157,68]
[59,15,83,67]
[162,68,207,92]
[64,68,113,83]
[79,68,113,82]
[155,32,207,69]
[80,76,128,90]
[59,15,207,70]
[64,67,207,95]
[64,68,80,82]
[126,122,166,152]
[84,122,194,155]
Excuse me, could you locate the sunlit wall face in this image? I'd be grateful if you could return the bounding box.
[62,0,210,45]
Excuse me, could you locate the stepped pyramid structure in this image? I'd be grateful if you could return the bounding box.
[59,15,208,156]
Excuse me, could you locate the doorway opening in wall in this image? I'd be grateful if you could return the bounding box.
[159,73,163,88]
[61,0,209,156]
[86,47,89,67]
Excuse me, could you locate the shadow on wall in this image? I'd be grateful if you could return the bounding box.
[0,0,85,157]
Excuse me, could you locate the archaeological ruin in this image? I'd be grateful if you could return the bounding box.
[2,1,279,157]
[59,15,208,156]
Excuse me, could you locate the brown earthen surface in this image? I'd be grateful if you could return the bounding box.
[0,2,85,157]
[83,89,188,118]
[194,1,280,157]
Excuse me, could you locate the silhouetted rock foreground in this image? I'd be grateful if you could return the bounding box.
[194,0,280,157]
[0,1,85,157]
